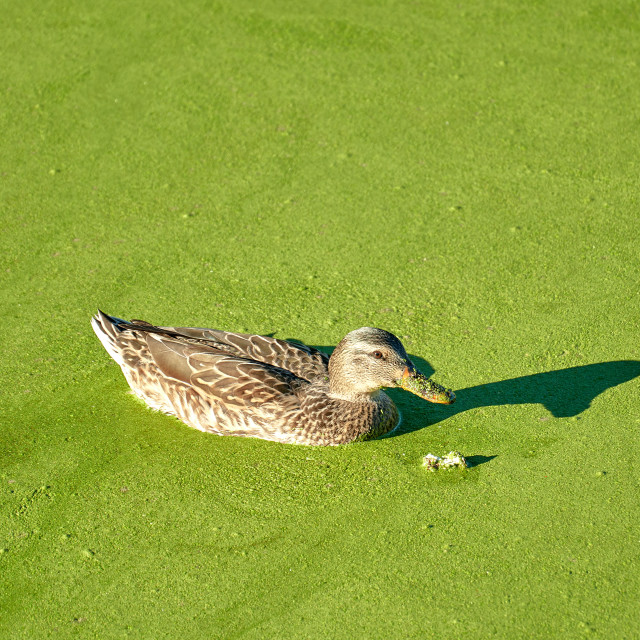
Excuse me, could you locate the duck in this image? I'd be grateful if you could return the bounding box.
[91,310,455,445]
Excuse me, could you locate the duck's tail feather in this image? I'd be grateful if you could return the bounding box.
[91,309,132,366]
[92,311,201,363]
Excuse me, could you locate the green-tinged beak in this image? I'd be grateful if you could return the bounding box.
[396,367,456,404]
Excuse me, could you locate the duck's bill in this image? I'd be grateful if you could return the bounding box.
[396,370,456,404]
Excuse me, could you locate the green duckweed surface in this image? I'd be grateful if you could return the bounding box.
[1,1,639,638]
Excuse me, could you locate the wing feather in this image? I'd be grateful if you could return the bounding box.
[144,333,306,413]
[159,326,329,381]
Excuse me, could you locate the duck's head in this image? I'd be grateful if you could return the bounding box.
[328,327,455,404]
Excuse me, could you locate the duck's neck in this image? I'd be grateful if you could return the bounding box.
[328,364,380,401]
[328,382,380,402]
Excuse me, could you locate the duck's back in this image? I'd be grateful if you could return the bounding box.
[159,324,330,382]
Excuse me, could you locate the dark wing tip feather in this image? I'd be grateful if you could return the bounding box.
[96,310,129,331]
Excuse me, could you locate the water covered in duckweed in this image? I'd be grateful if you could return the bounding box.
[1,0,639,637]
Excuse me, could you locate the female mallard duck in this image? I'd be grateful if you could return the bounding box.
[91,311,455,445]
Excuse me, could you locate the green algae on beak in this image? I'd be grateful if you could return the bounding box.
[396,371,456,404]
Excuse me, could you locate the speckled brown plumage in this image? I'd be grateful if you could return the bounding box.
[91,311,454,445]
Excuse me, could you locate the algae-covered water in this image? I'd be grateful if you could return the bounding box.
[1,0,639,637]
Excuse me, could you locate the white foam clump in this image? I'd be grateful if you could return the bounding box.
[423,451,467,471]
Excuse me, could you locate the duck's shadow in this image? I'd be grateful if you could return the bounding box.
[396,357,640,437]
[301,342,640,439]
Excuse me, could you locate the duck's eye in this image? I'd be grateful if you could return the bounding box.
[372,350,384,360]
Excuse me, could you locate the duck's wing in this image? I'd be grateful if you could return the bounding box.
[144,332,307,411]
[157,324,330,382]
[93,312,310,439]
